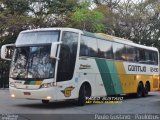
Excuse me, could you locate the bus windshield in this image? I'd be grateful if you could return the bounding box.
[10,45,55,79]
[16,31,59,45]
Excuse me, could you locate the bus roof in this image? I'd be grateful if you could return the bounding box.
[21,27,83,34]
[20,27,158,52]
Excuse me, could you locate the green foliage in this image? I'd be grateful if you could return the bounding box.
[0,0,160,49]
[1,0,30,15]
[70,2,105,32]
[47,0,78,15]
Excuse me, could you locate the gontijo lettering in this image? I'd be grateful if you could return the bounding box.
[128,65,158,73]
[128,65,146,72]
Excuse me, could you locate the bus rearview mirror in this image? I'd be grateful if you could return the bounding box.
[50,42,62,60]
[1,44,15,61]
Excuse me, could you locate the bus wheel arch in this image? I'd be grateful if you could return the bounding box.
[77,81,92,106]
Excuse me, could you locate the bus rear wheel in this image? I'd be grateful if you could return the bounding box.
[77,83,91,106]
[143,83,149,97]
[136,83,144,98]
[42,100,49,104]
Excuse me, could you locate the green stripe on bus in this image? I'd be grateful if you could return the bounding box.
[96,59,116,95]
[24,81,30,85]
[24,81,36,85]
[106,61,123,94]
[30,81,36,85]
[96,59,123,95]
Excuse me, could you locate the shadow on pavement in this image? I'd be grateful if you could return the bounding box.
[14,100,84,109]
[124,94,155,100]
[13,93,158,109]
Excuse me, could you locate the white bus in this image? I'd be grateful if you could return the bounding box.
[1,28,159,106]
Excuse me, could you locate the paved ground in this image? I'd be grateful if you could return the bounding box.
[0,89,160,120]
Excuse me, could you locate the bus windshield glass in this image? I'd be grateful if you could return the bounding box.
[16,31,59,45]
[10,45,55,79]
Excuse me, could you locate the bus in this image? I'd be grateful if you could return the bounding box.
[1,28,159,106]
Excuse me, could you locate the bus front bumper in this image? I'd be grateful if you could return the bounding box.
[9,87,56,101]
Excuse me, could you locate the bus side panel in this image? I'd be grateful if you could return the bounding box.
[115,62,138,94]
[115,62,159,94]
[135,75,158,92]
[114,61,127,94]
[77,57,105,97]
[149,75,159,91]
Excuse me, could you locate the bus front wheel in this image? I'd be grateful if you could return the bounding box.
[77,83,91,106]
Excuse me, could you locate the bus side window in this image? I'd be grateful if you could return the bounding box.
[145,50,155,65]
[152,51,158,65]
[57,31,78,82]
[80,36,89,56]
[138,48,146,64]
[125,45,137,62]
[137,49,158,65]
[113,42,126,61]
[97,39,113,59]
[80,36,98,57]
[145,50,158,65]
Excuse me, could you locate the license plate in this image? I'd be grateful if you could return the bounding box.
[24,92,31,95]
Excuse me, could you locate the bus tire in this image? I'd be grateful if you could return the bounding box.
[42,100,49,104]
[136,82,143,98]
[143,82,149,97]
[77,83,91,106]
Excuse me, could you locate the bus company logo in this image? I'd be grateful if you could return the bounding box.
[79,64,91,69]
[61,86,75,97]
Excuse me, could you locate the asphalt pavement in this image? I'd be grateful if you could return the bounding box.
[0,89,160,120]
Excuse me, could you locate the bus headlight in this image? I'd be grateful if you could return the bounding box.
[40,82,56,88]
[11,94,15,98]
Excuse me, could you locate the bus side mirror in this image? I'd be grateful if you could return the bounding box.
[50,42,62,60]
[1,44,15,61]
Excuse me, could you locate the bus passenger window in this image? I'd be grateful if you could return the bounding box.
[153,52,158,65]
[113,43,126,61]
[125,45,137,62]
[80,36,98,57]
[137,49,146,63]
[80,36,89,56]
[97,39,113,59]
[145,50,153,64]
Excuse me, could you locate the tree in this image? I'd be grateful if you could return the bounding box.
[0,0,32,45]
[93,0,160,50]
[69,2,105,32]
[28,0,79,28]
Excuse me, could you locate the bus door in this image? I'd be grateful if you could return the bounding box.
[55,31,78,100]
